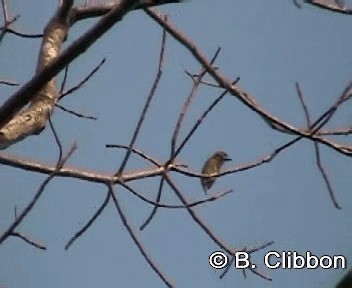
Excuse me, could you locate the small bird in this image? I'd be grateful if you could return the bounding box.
[201,151,231,194]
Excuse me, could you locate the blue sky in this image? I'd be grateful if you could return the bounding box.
[1,0,352,287]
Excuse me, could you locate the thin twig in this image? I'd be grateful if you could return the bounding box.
[146,8,352,157]
[0,27,43,38]
[49,117,63,162]
[0,144,77,244]
[296,83,341,209]
[248,266,272,281]
[311,80,352,134]
[65,191,111,250]
[163,173,272,281]
[317,127,352,136]
[55,103,98,120]
[295,82,311,125]
[60,65,70,94]
[1,0,9,20]
[173,78,240,160]
[59,58,106,100]
[0,0,18,42]
[139,177,165,230]
[170,47,221,156]
[11,232,46,250]
[314,143,341,209]
[121,182,233,209]
[106,144,161,166]
[0,79,19,86]
[163,173,234,254]
[107,183,174,287]
[219,255,234,279]
[116,17,167,175]
[173,137,303,179]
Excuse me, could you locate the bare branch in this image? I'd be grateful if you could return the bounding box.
[55,104,98,120]
[49,117,63,162]
[173,79,239,159]
[173,137,302,179]
[314,143,341,209]
[0,0,140,146]
[0,27,43,38]
[317,126,352,136]
[0,151,165,184]
[117,19,167,175]
[65,191,110,250]
[295,82,311,125]
[139,177,165,230]
[170,47,221,156]
[312,79,352,133]
[11,232,46,250]
[60,65,70,94]
[0,0,74,148]
[59,58,106,100]
[70,0,188,23]
[304,0,352,14]
[0,144,77,245]
[146,8,352,157]
[295,83,341,209]
[0,79,19,86]
[0,0,19,42]
[106,144,161,166]
[107,183,174,287]
[163,173,235,254]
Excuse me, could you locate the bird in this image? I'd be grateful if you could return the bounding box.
[201,151,231,194]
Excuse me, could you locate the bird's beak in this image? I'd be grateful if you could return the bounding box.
[225,156,232,161]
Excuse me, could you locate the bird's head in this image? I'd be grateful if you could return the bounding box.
[213,151,232,163]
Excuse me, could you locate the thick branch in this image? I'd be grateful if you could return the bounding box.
[70,0,188,23]
[0,0,73,148]
[0,0,139,148]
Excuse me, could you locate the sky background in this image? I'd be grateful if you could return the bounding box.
[1,0,352,287]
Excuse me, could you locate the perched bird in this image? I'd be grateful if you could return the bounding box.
[201,151,231,194]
